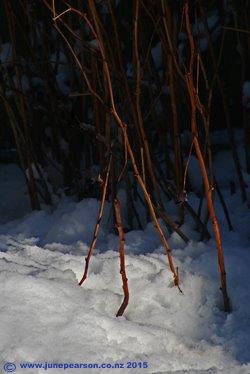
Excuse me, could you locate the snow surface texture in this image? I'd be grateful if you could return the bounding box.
[0,164,250,374]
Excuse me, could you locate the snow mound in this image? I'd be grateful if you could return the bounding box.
[0,236,250,373]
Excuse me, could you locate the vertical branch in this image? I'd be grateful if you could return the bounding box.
[133,0,162,204]
[42,0,181,288]
[114,198,129,317]
[168,54,183,194]
[161,1,183,194]
[85,0,180,287]
[78,154,112,286]
[184,3,231,312]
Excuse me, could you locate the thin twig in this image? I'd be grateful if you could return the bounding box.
[78,154,112,285]
[114,198,129,317]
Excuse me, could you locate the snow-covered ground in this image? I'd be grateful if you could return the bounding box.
[0,163,250,374]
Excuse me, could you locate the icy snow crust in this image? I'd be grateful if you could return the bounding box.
[0,165,250,373]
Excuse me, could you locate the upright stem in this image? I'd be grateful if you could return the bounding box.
[184,3,230,312]
[78,155,112,286]
[133,0,162,204]
[114,198,129,317]
[86,0,180,288]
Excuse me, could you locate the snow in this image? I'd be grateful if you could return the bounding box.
[0,42,12,65]
[192,12,219,38]
[88,39,100,50]
[0,165,30,224]
[243,81,250,108]
[181,129,250,195]
[50,51,71,95]
[12,74,30,93]
[178,10,221,58]
[0,163,250,373]
[151,42,162,70]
